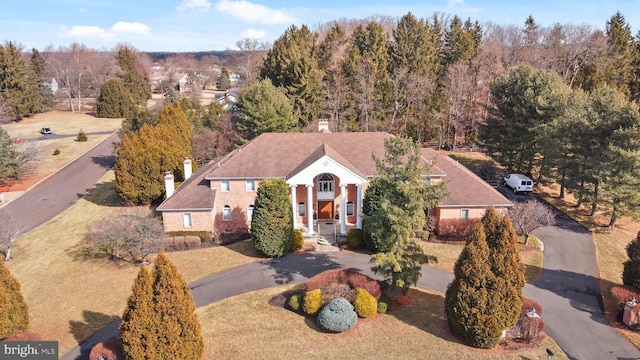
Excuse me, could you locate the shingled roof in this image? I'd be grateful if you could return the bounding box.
[204,132,445,180]
[424,148,511,207]
[156,160,218,211]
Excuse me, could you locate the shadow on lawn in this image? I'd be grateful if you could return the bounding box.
[69,310,120,359]
[82,180,121,207]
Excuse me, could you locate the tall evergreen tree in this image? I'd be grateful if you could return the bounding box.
[114,104,193,204]
[367,137,444,294]
[152,253,204,359]
[117,46,151,107]
[603,12,638,98]
[30,48,53,109]
[259,25,324,128]
[251,178,293,258]
[216,67,231,91]
[120,266,156,359]
[443,16,481,66]
[236,78,298,141]
[120,253,204,360]
[486,211,526,331]
[0,259,29,340]
[445,223,501,348]
[0,41,40,119]
[480,64,570,175]
[96,78,135,118]
[342,22,393,131]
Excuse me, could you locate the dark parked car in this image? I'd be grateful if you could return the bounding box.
[40,127,52,135]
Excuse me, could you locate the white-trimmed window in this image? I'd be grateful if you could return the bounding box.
[221,179,230,192]
[461,209,469,219]
[346,201,354,216]
[183,213,192,228]
[298,202,306,217]
[247,204,255,221]
[246,178,255,191]
[223,205,232,221]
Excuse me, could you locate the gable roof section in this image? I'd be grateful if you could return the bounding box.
[205,132,448,180]
[286,143,368,180]
[157,160,218,211]
[426,148,511,207]
[205,132,393,180]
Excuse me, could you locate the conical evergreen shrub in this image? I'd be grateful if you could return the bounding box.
[0,259,29,339]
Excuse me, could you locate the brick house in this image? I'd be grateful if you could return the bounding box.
[157,124,511,236]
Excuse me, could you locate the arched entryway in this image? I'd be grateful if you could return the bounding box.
[316,173,335,220]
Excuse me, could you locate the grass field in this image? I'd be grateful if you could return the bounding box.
[199,285,566,360]
[0,111,121,191]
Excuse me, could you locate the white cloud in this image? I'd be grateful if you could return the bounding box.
[60,22,151,43]
[241,28,265,39]
[79,8,88,13]
[447,0,464,8]
[110,22,151,35]
[215,0,295,25]
[61,26,113,41]
[177,0,211,11]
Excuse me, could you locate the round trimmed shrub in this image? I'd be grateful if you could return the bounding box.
[346,228,364,249]
[76,129,88,142]
[303,289,323,315]
[287,294,303,312]
[317,297,358,332]
[290,229,304,252]
[377,300,389,314]
[627,236,640,261]
[353,288,377,318]
[623,260,640,289]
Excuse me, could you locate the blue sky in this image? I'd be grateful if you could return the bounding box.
[2,0,640,52]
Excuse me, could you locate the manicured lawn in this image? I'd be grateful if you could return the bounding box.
[199,285,567,360]
[422,240,543,283]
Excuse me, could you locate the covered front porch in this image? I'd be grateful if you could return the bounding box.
[285,148,367,236]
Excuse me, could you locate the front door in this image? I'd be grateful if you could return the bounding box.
[318,200,333,220]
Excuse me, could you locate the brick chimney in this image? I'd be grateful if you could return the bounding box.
[318,119,330,133]
[183,157,192,180]
[164,171,175,198]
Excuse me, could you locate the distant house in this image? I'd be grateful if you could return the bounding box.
[214,91,238,111]
[157,121,511,237]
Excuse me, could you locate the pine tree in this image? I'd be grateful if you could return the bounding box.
[151,253,204,359]
[445,223,502,349]
[488,213,526,331]
[120,266,157,359]
[603,12,638,98]
[259,24,324,128]
[216,67,231,91]
[251,178,293,258]
[367,137,444,294]
[97,78,135,118]
[120,254,204,360]
[0,259,29,340]
[117,46,151,107]
[30,48,53,110]
[0,41,40,119]
[236,78,298,141]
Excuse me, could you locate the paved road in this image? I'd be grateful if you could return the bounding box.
[528,213,640,360]
[0,132,118,231]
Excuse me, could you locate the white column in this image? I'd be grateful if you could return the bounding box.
[290,184,297,229]
[306,185,314,235]
[340,184,347,235]
[356,184,363,229]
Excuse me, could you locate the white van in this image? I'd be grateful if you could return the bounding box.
[503,173,534,194]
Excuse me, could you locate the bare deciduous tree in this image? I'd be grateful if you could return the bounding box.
[509,199,556,246]
[443,61,474,149]
[0,211,26,261]
[86,209,164,263]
